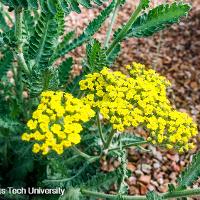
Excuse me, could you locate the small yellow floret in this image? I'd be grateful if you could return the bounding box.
[22,91,94,155]
[79,62,198,152]
[32,143,41,153]
[27,120,37,130]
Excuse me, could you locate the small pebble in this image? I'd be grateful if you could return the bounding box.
[153,162,160,169]
[135,170,143,177]
[127,177,137,186]
[141,164,152,174]
[139,175,151,185]
[158,178,164,185]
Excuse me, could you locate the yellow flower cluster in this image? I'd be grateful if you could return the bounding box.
[79,62,198,152]
[22,91,95,155]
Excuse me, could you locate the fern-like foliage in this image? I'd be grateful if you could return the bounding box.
[58,57,73,86]
[0,117,22,132]
[1,0,38,10]
[140,0,150,9]
[55,0,115,58]
[83,169,120,191]
[127,2,191,38]
[86,39,108,72]
[23,10,35,39]
[120,133,145,145]
[178,152,200,188]
[23,10,35,57]
[1,0,105,14]
[0,49,13,79]
[28,12,58,69]
[42,0,106,14]
[53,31,75,60]
[43,156,100,188]
[27,67,59,97]
[55,5,65,36]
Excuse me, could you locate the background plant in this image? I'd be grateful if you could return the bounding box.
[0,0,199,199]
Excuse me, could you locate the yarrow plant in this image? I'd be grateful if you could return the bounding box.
[80,63,197,152]
[22,91,95,154]
[23,63,198,157]
[1,0,200,199]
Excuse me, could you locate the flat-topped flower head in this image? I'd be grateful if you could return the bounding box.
[80,62,198,152]
[22,91,95,155]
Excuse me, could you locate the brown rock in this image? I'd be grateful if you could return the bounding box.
[139,175,151,185]
[190,81,198,90]
[129,186,140,195]
[158,184,168,193]
[139,183,148,195]
[171,161,181,172]
[127,176,137,186]
[127,162,136,172]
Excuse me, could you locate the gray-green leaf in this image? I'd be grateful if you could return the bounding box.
[178,152,200,187]
[127,2,191,38]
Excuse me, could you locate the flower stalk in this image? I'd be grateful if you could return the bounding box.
[97,111,106,146]
[72,146,91,159]
[109,140,148,151]
[104,129,115,149]
[14,8,30,75]
[104,0,121,47]
[106,0,143,55]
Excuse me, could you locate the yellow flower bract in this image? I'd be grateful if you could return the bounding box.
[22,91,95,155]
[79,62,198,152]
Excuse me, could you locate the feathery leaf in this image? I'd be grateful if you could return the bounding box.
[178,152,200,187]
[0,50,13,79]
[86,39,108,72]
[28,12,58,68]
[127,2,191,38]
[1,0,105,14]
[55,0,115,57]
[58,57,73,86]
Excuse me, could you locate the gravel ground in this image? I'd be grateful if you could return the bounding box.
[65,0,200,197]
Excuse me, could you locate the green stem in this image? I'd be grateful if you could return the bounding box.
[81,188,200,200]
[16,62,24,112]
[106,1,143,56]
[104,0,121,48]
[104,129,115,149]
[72,146,91,159]
[14,8,30,75]
[163,188,200,199]
[81,189,146,200]
[118,148,127,193]
[97,112,106,146]
[15,8,22,47]
[109,140,148,151]
[16,53,30,74]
